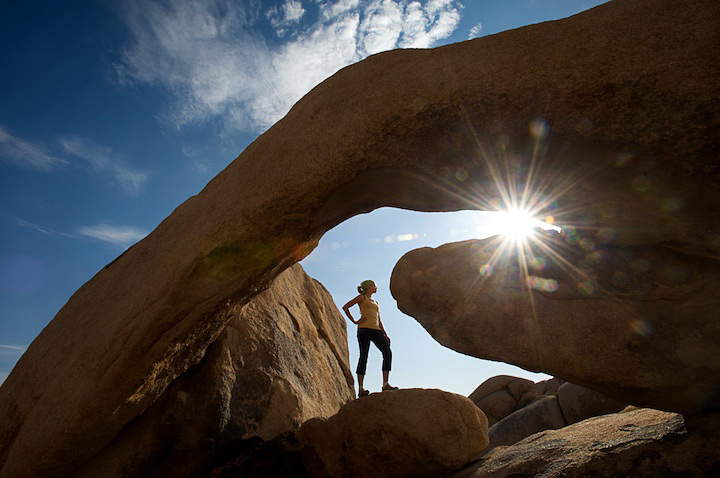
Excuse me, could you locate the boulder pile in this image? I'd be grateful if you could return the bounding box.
[469,375,544,426]
[469,376,626,454]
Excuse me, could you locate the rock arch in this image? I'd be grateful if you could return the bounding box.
[1,0,718,476]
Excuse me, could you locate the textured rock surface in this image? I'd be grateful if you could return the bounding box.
[535,377,563,396]
[391,234,720,414]
[557,381,626,425]
[484,385,626,454]
[1,0,718,476]
[297,388,489,478]
[469,375,540,426]
[472,390,517,428]
[469,375,625,454]
[486,395,567,452]
[469,376,517,404]
[28,265,354,477]
[453,408,720,478]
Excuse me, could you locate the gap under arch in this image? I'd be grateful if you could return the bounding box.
[300,207,553,395]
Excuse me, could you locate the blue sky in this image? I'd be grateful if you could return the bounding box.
[0,0,607,391]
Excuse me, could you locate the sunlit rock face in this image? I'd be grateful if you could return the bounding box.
[1,0,718,476]
[390,235,720,414]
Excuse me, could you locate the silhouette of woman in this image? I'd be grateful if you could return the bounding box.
[342,279,397,397]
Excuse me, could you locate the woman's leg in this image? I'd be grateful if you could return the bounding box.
[356,329,372,391]
[368,330,393,387]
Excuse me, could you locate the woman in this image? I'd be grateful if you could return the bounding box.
[342,279,397,397]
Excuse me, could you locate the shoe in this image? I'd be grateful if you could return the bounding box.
[382,384,398,391]
[358,388,370,397]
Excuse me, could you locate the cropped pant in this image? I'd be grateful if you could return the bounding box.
[356,328,392,375]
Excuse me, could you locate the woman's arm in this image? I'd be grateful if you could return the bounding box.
[342,295,363,325]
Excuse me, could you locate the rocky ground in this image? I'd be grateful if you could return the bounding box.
[455,407,720,478]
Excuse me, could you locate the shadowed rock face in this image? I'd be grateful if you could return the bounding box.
[467,375,625,455]
[1,0,718,476]
[72,264,354,477]
[469,375,540,427]
[390,235,720,414]
[482,381,627,454]
[453,408,720,478]
[297,389,489,478]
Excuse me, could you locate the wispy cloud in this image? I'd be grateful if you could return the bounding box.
[0,126,149,195]
[117,0,463,132]
[0,345,26,354]
[77,223,149,248]
[0,125,67,171]
[59,137,150,195]
[267,0,306,37]
[468,22,482,39]
[13,218,78,238]
[400,0,462,48]
[6,213,148,249]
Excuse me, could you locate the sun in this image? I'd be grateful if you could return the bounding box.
[498,208,536,240]
[495,208,559,241]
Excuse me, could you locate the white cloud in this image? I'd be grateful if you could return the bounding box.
[117,0,463,132]
[359,0,404,55]
[255,13,362,128]
[468,22,481,39]
[399,0,461,48]
[318,0,361,20]
[59,137,149,195]
[0,345,26,354]
[284,0,306,22]
[0,125,67,172]
[267,0,306,36]
[77,223,149,248]
[13,218,77,238]
[0,127,148,194]
[8,215,147,248]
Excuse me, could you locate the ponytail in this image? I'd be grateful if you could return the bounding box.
[358,279,375,295]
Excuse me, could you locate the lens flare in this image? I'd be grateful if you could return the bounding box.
[491,208,561,243]
[498,208,536,240]
[428,116,612,328]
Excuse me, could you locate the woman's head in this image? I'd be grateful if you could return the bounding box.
[358,280,376,295]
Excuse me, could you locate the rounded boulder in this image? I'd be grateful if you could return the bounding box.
[297,388,489,477]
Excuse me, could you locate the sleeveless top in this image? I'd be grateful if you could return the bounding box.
[358,297,381,330]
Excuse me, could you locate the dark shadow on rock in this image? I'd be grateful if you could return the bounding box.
[209,434,310,478]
